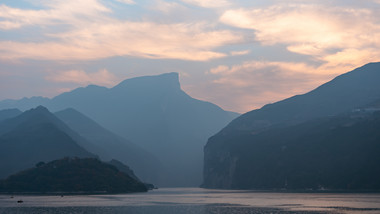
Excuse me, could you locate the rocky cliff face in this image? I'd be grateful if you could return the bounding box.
[203,63,380,190]
[204,111,380,190]
[203,148,238,189]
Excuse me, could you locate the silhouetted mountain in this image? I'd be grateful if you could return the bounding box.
[0,97,49,111]
[221,62,380,135]
[203,62,380,190]
[366,98,380,109]
[0,157,147,194]
[0,106,94,178]
[0,109,21,122]
[204,110,380,190]
[55,108,161,184]
[0,73,238,187]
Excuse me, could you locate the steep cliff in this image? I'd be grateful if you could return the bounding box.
[203,63,380,190]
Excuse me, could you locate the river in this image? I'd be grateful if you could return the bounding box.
[1,188,380,213]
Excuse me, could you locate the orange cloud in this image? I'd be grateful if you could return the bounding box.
[220,4,380,75]
[0,21,241,61]
[0,1,243,61]
[199,61,335,113]
[0,0,110,30]
[230,50,251,56]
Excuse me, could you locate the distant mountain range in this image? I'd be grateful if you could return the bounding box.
[203,62,380,191]
[0,109,21,122]
[55,108,160,184]
[0,73,238,186]
[0,106,94,178]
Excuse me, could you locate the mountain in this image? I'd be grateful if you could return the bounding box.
[0,109,21,122]
[0,73,238,187]
[203,62,380,190]
[0,106,101,160]
[222,62,380,134]
[0,157,147,194]
[108,159,140,182]
[0,97,49,111]
[0,106,94,178]
[366,98,380,109]
[204,110,380,190]
[55,108,161,184]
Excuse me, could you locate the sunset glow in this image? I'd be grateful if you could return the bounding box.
[1,0,380,113]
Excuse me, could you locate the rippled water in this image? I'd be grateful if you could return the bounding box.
[1,188,380,214]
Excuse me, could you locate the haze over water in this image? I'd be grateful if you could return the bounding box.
[1,188,380,214]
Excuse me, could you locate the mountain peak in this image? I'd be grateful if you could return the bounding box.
[34,105,49,111]
[112,72,181,92]
[25,105,50,116]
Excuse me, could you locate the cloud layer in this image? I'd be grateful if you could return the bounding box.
[201,61,333,112]
[1,0,380,112]
[0,0,242,61]
[220,3,380,72]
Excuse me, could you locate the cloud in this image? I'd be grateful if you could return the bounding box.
[200,61,334,113]
[2,0,380,113]
[0,2,242,61]
[209,65,229,74]
[45,69,117,86]
[151,0,184,13]
[230,50,250,56]
[220,5,379,51]
[115,0,136,5]
[220,4,380,71]
[181,0,231,8]
[0,22,241,61]
[0,0,110,30]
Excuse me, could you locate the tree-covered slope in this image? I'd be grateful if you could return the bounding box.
[204,111,380,190]
[0,158,147,194]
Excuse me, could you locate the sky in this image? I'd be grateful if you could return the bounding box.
[1,0,380,113]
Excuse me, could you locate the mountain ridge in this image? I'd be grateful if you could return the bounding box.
[203,62,380,190]
[55,108,161,184]
[0,106,94,179]
[222,62,380,135]
[0,73,238,187]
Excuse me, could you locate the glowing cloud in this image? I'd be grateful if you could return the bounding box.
[230,50,250,56]
[0,1,242,61]
[203,61,334,112]
[0,0,110,30]
[220,4,380,71]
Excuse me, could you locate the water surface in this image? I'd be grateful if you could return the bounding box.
[1,188,380,214]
